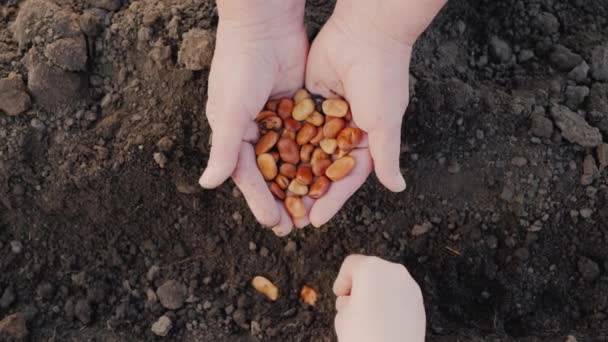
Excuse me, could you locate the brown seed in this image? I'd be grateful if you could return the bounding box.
[296,124,317,146]
[306,111,324,126]
[322,99,349,118]
[284,118,302,132]
[288,179,308,196]
[337,127,363,152]
[292,98,315,121]
[280,163,297,179]
[309,176,330,199]
[312,159,332,177]
[270,151,280,163]
[252,276,279,301]
[296,165,313,185]
[282,129,296,140]
[294,89,311,104]
[277,98,294,119]
[310,128,324,146]
[259,115,282,132]
[320,138,338,154]
[257,153,278,181]
[269,183,286,200]
[311,147,329,163]
[323,118,346,139]
[255,131,280,155]
[266,100,279,112]
[277,138,300,164]
[285,196,306,219]
[256,110,276,122]
[300,285,318,306]
[300,144,314,163]
[326,156,356,181]
[275,174,290,189]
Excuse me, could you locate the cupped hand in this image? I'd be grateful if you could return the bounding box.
[333,255,426,342]
[199,0,308,232]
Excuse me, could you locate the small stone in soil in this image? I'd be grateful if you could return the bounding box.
[10,241,22,254]
[151,315,173,337]
[577,257,600,282]
[511,157,528,167]
[75,299,92,324]
[157,280,187,310]
[530,114,554,138]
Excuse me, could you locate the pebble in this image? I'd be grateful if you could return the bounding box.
[489,36,512,62]
[157,137,174,152]
[248,242,257,251]
[75,299,92,324]
[202,301,212,310]
[151,315,173,337]
[590,45,608,81]
[568,62,589,83]
[10,241,22,254]
[579,208,593,219]
[530,115,554,138]
[577,257,600,282]
[0,74,31,116]
[511,157,528,167]
[153,152,168,168]
[550,105,602,147]
[147,265,160,281]
[250,321,261,335]
[30,118,46,131]
[156,280,187,310]
[549,45,582,71]
[259,247,269,257]
[447,161,461,174]
[411,222,432,236]
[178,29,215,71]
[564,85,590,110]
[534,12,560,34]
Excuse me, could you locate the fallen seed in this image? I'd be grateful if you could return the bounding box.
[269,183,286,200]
[322,99,349,118]
[320,138,338,154]
[296,124,317,146]
[300,285,318,306]
[326,156,356,181]
[296,165,313,186]
[288,179,309,196]
[280,163,297,179]
[300,144,314,163]
[266,100,279,112]
[277,98,294,119]
[257,154,278,181]
[277,138,300,164]
[310,128,324,146]
[337,127,363,152]
[275,175,290,189]
[255,131,280,155]
[306,111,324,126]
[252,276,279,301]
[323,118,346,139]
[292,98,315,121]
[294,89,311,104]
[309,176,330,199]
[285,196,306,219]
[284,118,302,132]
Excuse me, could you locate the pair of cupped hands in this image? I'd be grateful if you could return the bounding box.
[199,0,443,236]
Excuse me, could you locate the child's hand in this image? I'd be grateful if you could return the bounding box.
[333,255,426,342]
[199,0,308,232]
[305,0,446,227]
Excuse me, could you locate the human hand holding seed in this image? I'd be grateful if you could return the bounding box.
[199,0,308,228]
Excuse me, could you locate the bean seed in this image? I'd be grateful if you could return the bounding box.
[282,130,296,140]
[309,176,330,199]
[326,156,355,181]
[296,165,313,185]
[306,111,324,126]
[292,98,315,121]
[322,99,349,118]
[296,124,317,146]
[277,98,294,119]
[294,89,311,104]
[259,115,282,132]
[257,153,278,181]
[269,183,286,200]
[310,128,324,146]
[277,138,300,164]
[252,276,279,301]
[285,196,306,219]
[312,159,332,177]
[256,110,276,122]
[323,118,345,139]
[284,118,302,132]
[288,179,308,196]
[275,175,290,189]
[255,131,280,155]
[280,163,297,179]
[265,100,279,112]
[300,144,314,163]
[320,138,338,154]
[337,127,363,152]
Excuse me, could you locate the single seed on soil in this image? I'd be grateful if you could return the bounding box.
[288,179,308,196]
[296,165,313,186]
[255,131,280,155]
[326,155,356,181]
[280,163,297,179]
[252,276,279,301]
[310,128,324,146]
[320,138,338,154]
[275,175,290,189]
[309,176,330,199]
[294,89,311,104]
[292,98,315,121]
[277,98,294,119]
[284,118,302,132]
[306,111,324,126]
[257,154,278,181]
[323,118,345,139]
[269,183,286,200]
[322,99,349,118]
[285,196,306,219]
[300,144,314,163]
[300,285,318,306]
[265,100,279,112]
[277,138,300,164]
[296,124,317,146]
[337,127,363,152]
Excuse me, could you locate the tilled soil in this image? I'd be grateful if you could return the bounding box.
[1,0,607,341]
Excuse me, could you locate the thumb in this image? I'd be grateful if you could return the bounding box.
[344,66,408,192]
[333,254,368,296]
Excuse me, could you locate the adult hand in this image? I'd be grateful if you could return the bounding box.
[333,255,426,342]
[305,0,446,227]
[199,0,308,234]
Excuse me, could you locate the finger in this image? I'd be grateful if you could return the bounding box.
[309,149,373,227]
[272,201,294,237]
[333,254,369,296]
[305,28,343,99]
[368,120,406,192]
[335,295,350,312]
[231,143,280,227]
[294,196,314,229]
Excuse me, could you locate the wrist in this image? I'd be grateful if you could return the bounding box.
[217,0,306,37]
[333,0,446,47]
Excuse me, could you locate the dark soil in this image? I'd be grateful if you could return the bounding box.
[1,0,608,341]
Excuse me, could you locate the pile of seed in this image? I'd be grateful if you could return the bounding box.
[255,89,362,220]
